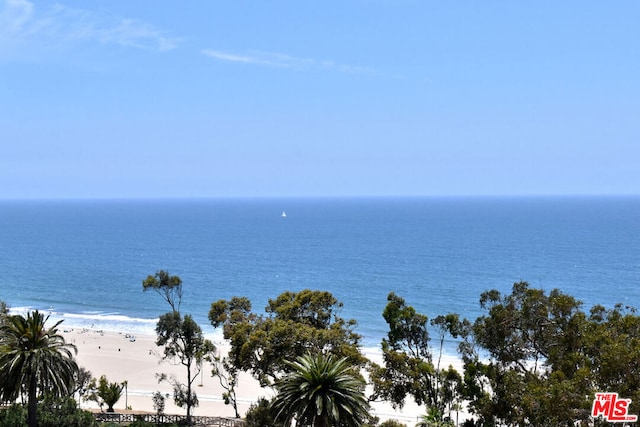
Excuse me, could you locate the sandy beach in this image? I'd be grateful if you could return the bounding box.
[67,327,438,424]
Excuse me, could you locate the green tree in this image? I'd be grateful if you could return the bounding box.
[155,311,214,421]
[379,421,407,427]
[584,303,640,420]
[369,293,461,422]
[209,289,365,386]
[152,391,166,415]
[210,350,240,417]
[0,310,78,427]
[0,403,27,427]
[460,282,591,426]
[143,270,215,424]
[142,270,183,312]
[416,407,455,427]
[92,375,123,412]
[244,397,278,427]
[271,352,370,427]
[0,396,97,426]
[37,395,98,427]
[71,367,94,407]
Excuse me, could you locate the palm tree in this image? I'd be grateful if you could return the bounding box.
[0,310,78,427]
[271,352,370,427]
[95,375,124,412]
[416,407,455,427]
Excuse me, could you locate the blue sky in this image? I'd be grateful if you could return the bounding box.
[1,1,638,199]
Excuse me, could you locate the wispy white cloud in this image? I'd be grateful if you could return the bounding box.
[0,0,35,40]
[0,0,180,51]
[202,48,385,76]
[201,50,270,66]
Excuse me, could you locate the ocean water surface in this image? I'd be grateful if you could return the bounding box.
[0,197,638,349]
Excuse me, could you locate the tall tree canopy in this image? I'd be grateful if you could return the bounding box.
[209,289,365,386]
[0,310,78,427]
[369,292,462,423]
[143,270,184,312]
[142,270,214,423]
[583,304,640,419]
[453,281,640,427]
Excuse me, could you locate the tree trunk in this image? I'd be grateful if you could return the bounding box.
[233,400,239,418]
[28,376,37,427]
[186,363,192,424]
[314,416,329,427]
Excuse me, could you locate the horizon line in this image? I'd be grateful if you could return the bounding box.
[1,193,638,202]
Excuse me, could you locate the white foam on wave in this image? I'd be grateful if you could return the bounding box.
[8,306,159,336]
[62,312,158,324]
[56,312,159,336]
[8,306,38,315]
[8,306,224,341]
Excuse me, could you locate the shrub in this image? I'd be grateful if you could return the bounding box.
[152,391,166,415]
[38,396,98,427]
[94,376,124,413]
[0,404,27,427]
[244,397,277,427]
[0,397,97,427]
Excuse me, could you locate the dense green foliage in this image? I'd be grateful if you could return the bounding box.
[271,352,370,427]
[370,283,640,427]
[143,270,215,423]
[363,420,410,427]
[152,390,166,415]
[369,293,462,422]
[210,284,640,426]
[209,289,365,386]
[378,421,408,427]
[0,403,26,427]
[154,311,214,420]
[4,279,640,426]
[415,407,456,427]
[0,397,97,427]
[244,397,278,427]
[142,270,184,312]
[72,367,95,406]
[37,395,98,427]
[0,310,78,427]
[453,281,640,426]
[91,375,123,412]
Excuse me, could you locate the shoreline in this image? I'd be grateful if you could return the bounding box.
[12,307,396,350]
[68,328,273,419]
[66,327,452,424]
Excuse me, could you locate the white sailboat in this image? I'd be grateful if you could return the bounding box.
[281,211,287,218]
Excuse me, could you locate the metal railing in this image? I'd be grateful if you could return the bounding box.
[94,412,245,426]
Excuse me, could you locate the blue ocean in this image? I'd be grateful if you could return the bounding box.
[1,197,638,350]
